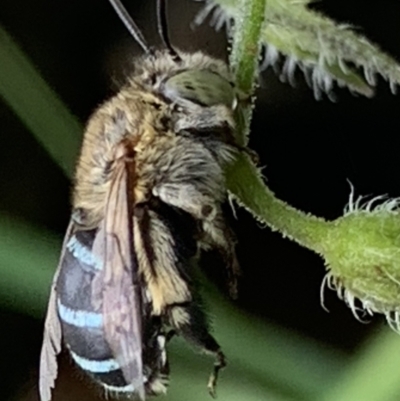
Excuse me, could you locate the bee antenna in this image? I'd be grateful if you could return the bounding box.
[108,0,152,54]
[157,0,182,62]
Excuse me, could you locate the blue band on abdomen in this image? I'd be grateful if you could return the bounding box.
[57,298,103,328]
[102,382,135,393]
[66,234,103,270]
[70,350,120,373]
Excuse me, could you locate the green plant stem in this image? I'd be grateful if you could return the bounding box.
[230,0,266,92]
[227,153,331,253]
[229,0,267,144]
[0,25,81,176]
[227,0,332,254]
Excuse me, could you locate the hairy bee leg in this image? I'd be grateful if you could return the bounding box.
[175,104,235,135]
[207,349,226,398]
[153,184,240,297]
[167,303,226,396]
[152,182,240,295]
[202,212,241,298]
[152,183,218,221]
[240,146,259,165]
[166,329,176,342]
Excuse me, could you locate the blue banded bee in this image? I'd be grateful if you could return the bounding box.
[39,0,242,399]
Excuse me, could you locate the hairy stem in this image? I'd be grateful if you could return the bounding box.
[227,0,332,252]
[229,0,266,144]
[226,153,330,253]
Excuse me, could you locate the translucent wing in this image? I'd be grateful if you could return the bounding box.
[39,222,74,401]
[92,151,145,399]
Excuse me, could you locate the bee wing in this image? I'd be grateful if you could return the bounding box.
[39,222,74,401]
[92,155,145,398]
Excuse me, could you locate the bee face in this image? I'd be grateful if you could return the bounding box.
[39,2,242,401]
[132,50,236,108]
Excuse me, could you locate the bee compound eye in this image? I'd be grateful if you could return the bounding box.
[162,70,236,108]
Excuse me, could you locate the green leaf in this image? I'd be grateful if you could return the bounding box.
[0,25,81,176]
[195,0,400,97]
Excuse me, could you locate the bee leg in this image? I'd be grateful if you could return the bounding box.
[167,303,226,397]
[207,349,226,398]
[152,184,241,295]
[201,212,241,299]
[166,329,176,342]
[152,183,218,221]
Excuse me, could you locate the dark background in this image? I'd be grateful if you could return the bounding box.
[1,0,400,399]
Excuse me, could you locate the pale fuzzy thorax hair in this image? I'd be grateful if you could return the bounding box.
[127,50,233,90]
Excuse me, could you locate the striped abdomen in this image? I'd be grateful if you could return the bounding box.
[56,228,168,396]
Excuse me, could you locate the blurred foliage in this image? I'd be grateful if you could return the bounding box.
[0,26,81,176]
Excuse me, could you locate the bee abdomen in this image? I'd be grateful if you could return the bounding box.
[59,311,135,393]
[56,229,170,395]
[69,350,135,394]
[56,229,136,394]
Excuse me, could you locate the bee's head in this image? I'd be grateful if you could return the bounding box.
[131,51,236,111]
[108,0,237,111]
[160,58,236,109]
